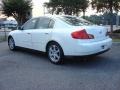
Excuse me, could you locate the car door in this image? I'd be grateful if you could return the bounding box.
[16,18,38,48]
[31,17,55,52]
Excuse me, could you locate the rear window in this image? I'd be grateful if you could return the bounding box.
[59,16,93,26]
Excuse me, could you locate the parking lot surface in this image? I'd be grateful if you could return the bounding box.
[0,42,120,90]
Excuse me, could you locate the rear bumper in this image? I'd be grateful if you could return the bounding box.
[89,48,110,56]
[63,38,112,56]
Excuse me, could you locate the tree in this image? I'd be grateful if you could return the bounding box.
[44,0,61,15]
[80,0,89,18]
[2,0,32,26]
[44,0,89,16]
[91,0,120,33]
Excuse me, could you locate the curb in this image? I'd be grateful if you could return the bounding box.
[113,42,120,45]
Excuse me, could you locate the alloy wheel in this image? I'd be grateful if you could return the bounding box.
[8,37,15,50]
[47,43,64,64]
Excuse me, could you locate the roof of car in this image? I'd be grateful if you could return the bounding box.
[35,15,76,19]
[33,15,93,24]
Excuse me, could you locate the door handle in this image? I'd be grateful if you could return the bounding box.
[27,33,31,34]
[44,33,49,35]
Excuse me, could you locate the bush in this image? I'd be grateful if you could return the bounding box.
[113,29,120,33]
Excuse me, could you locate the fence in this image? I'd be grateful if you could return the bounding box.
[0,29,11,42]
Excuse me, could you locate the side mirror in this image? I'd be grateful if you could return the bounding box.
[18,26,23,30]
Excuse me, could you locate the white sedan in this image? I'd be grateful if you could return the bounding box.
[8,15,112,64]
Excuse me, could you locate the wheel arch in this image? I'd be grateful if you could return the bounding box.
[46,40,64,55]
[8,35,13,39]
[8,35,13,43]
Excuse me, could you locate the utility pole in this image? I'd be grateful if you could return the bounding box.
[43,4,45,15]
[116,11,119,27]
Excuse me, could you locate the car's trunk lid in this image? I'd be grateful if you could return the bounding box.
[73,25,108,42]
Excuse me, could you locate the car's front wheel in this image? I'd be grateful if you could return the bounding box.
[8,37,16,51]
[47,42,64,64]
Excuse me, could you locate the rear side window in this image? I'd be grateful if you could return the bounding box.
[49,20,55,28]
[59,16,93,26]
[36,17,54,29]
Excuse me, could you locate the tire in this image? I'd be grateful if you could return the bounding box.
[47,42,64,64]
[8,37,16,51]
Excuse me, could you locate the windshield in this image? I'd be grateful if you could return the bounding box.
[59,16,93,26]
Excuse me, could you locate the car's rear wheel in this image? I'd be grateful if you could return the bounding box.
[8,37,16,51]
[47,42,64,64]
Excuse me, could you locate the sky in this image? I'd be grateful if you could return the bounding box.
[32,0,49,17]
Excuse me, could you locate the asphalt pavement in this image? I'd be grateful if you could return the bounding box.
[0,42,120,90]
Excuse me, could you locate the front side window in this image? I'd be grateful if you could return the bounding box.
[36,17,54,29]
[22,18,38,30]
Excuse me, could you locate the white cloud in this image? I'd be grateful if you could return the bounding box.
[32,0,49,17]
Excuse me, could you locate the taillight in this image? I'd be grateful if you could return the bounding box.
[71,29,94,39]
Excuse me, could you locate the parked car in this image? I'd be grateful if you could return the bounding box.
[8,15,112,64]
[0,20,17,30]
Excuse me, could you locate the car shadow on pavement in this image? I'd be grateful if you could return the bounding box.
[14,48,119,72]
[63,54,120,73]
[64,56,107,66]
[16,47,47,56]
[16,48,108,66]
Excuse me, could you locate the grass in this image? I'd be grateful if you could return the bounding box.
[112,38,120,42]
